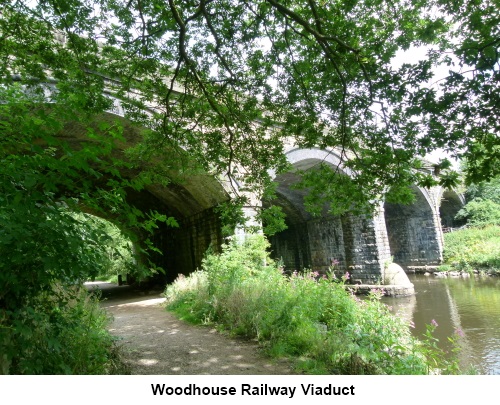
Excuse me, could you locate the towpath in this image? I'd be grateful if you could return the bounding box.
[88,282,295,375]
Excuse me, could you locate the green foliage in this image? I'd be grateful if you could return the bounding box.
[215,198,250,237]
[2,0,499,222]
[1,286,126,375]
[1,0,498,374]
[165,234,460,374]
[0,85,165,308]
[465,176,500,204]
[442,226,500,274]
[454,175,500,228]
[455,198,500,227]
[72,213,137,282]
[0,74,173,374]
[259,205,288,236]
[418,320,462,375]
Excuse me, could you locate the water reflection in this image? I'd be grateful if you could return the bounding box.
[382,274,500,375]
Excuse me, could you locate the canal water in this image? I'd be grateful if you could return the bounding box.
[382,274,500,375]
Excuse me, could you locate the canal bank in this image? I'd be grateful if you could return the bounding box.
[383,274,500,375]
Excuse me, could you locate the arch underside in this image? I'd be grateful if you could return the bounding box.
[56,112,230,282]
[384,187,442,268]
[268,151,446,281]
[267,156,385,284]
[440,189,466,229]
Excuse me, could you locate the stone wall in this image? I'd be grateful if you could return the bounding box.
[269,211,391,284]
[268,223,312,272]
[439,189,466,228]
[384,188,442,268]
[149,207,223,282]
[340,213,390,284]
[307,216,346,273]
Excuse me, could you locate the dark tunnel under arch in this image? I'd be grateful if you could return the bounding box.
[44,109,233,284]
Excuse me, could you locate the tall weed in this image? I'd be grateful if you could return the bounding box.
[165,234,455,374]
[1,286,126,374]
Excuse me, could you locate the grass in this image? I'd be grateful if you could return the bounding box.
[442,225,500,274]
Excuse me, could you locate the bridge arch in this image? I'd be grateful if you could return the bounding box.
[270,147,354,178]
[438,188,466,229]
[266,148,392,284]
[384,186,443,270]
[6,82,447,291]
[23,102,231,283]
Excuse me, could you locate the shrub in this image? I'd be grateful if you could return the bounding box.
[465,177,500,205]
[165,234,454,374]
[1,286,126,375]
[455,198,500,227]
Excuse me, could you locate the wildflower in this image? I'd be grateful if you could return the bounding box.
[455,328,465,337]
[431,319,438,327]
[344,271,350,280]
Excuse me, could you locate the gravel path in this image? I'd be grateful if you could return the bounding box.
[93,283,295,375]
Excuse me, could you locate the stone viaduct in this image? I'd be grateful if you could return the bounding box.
[267,147,465,285]
[17,81,466,290]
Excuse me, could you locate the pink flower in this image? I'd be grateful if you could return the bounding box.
[431,319,438,327]
[344,271,350,280]
[409,321,415,329]
[455,328,464,337]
